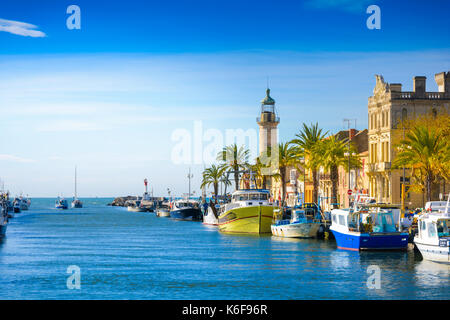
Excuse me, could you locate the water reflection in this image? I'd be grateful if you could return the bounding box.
[414,260,450,288]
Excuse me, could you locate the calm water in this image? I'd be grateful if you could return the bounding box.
[0,198,448,300]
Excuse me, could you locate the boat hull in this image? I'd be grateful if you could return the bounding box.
[218,205,273,234]
[271,222,320,238]
[55,205,68,210]
[203,207,218,226]
[156,209,170,217]
[71,202,83,208]
[0,224,6,237]
[331,229,409,251]
[127,206,146,212]
[415,241,450,264]
[170,208,202,221]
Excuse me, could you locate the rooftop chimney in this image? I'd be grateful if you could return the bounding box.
[390,83,402,92]
[413,76,426,97]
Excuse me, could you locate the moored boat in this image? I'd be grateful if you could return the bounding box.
[19,196,30,210]
[271,207,321,238]
[127,200,147,212]
[156,204,170,217]
[0,199,8,237]
[13,198,21,213]
[218,189,273,234]
[55,197,69,210]
[414,196,450,264]
[170,199,202,221]
[330,201,409,251]
[203,201,219,226]
[71,166,83,208]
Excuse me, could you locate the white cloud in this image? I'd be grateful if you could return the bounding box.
[0,154,35,163]
[0,18,46,37]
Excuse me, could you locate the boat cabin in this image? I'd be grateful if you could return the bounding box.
[331,208,399,234]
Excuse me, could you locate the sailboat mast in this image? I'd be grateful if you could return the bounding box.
[74,166,77,199]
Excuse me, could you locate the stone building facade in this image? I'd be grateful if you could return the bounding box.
[367,72,450,208]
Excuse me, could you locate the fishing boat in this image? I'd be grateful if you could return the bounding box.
[55,197,69,210]
[203,201,219,226]
[19,196,30,210]
[156,204,170,217]
[170,199,202,221]
[330,199,409,251]
[71,166,83,208]
[0,201,8,237]
[218,189,273,234]
[127,200,146,212]
[414,195,450,264]
[271,206,321,238]
[13,198,21,213]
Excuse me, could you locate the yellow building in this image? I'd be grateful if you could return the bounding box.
[367,72,450,208]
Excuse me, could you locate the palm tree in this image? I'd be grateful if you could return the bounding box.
[200,164,228,201]
[250,157,268,189]
[272,142,299,206]
[317,136,360,209]
[216,144,250,191]
[393,125,448,202]
[290,123,328,204]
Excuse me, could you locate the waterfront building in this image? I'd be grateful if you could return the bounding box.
[318,129,369,211]
[368,72,450,208]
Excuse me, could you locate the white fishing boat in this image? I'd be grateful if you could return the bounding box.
[271,206,321,238]
[156,204,170,217]
[71,166,83,208]
[203,202,219,226]
[19,195,30,210]
[414,195,450,264]
[127,200,146,212]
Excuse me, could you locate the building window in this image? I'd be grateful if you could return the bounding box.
[402,108,407,122]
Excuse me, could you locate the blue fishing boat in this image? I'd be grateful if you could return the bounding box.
[330,202,408,251]
[55,197,69,210]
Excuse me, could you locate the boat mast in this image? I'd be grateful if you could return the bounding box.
[74,166,77,200]
[187,168,193,198]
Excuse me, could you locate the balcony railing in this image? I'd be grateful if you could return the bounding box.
[391,91,447,100]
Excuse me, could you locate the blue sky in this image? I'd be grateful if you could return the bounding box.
[0,0,449,197]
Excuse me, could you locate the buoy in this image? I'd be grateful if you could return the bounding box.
[324,231,329,240]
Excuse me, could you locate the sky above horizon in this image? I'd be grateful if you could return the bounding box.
[0,0,449,197]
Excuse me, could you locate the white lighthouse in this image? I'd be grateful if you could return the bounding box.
[257,88,279,156]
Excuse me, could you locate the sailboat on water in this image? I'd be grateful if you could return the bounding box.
[71,166,83,208]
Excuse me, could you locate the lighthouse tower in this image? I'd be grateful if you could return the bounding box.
[257,88,279,155]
